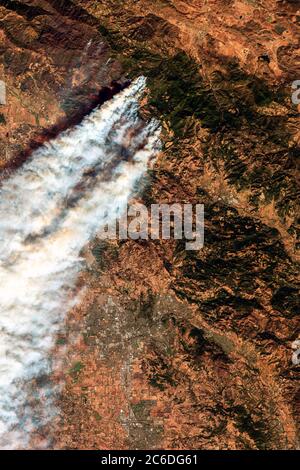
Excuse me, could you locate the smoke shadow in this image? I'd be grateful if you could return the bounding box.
[1,80,131,177]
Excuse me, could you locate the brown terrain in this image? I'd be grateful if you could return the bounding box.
[0,0,299,450]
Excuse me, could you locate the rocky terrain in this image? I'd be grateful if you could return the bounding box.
[0,0,299,449]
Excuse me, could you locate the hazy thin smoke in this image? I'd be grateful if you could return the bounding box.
[0,77,161,448]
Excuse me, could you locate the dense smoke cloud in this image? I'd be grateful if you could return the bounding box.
[0,77,161,448]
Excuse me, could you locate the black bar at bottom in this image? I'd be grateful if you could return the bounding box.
[0,450,297,466]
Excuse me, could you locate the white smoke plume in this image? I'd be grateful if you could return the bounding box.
[0,76,161,449]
